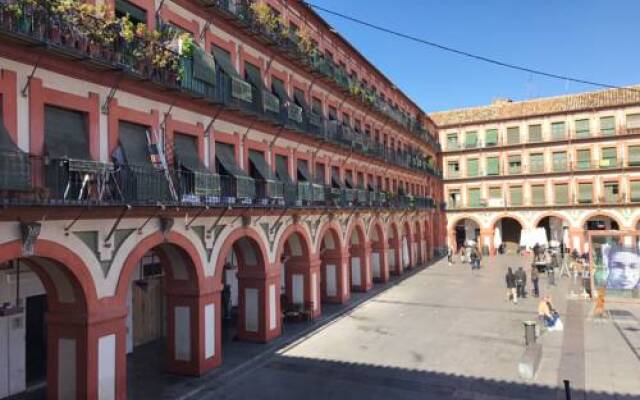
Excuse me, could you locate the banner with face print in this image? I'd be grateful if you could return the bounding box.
[591,234,640,298]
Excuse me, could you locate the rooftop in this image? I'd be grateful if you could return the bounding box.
[430,85,640,127]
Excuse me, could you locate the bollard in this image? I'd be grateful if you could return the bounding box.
[523,320,537,346]
[563,379,571,400]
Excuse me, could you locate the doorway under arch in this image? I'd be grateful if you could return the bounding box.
[494,217,522,254]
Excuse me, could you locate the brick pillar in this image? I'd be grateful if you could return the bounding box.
[165,288,221,376]
[349,242,372,292]
[371,241,389,283]
[320,250,350,304]
[285,256,322,319]
[480,228,495,256]
[236,269,280,343]
[46,307,127,400]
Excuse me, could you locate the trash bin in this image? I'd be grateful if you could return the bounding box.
[523,320,537,346]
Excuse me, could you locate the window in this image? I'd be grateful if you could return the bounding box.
[552,151,567,172]
[315,162,325,183]
[448,190,461,208]
[600,147,617,168]
[528,124,542,142]
[626,114,640,130]
[551,121,566,140]
[311,97,323,116]
[575,119,590,138]
[603,182,619,203]
[447,161,460,178]
[600,116,615,135]
[576,149,591,170]
[489,187,502,199]
[486,156,499,176]
[465,131,478,149]
[530,185,545,206]
[485,129,498,146]
[467,158,479,177]
[508,154,521,174]
[529,153,544,173]
[554,183,569,205]
[115,0,147,25]
[628,146,640,167]
[509,185,522,206]
[506,126,520,145]
[447,133,459,150]
[578,182,593,203]
[468,188,481,207]
[631,181,640,202]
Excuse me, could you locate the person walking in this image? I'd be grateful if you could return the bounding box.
[469,247,478,271]
[447,246,453,266]
[531,265,539,297]
[548,253,558,286]
[459,247,466,264]
[515,266,527,299]
[505,267,517,304]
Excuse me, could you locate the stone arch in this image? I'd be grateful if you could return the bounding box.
[369,220,388,283]
[214,226,278,343]
[448,214,484,231]
[532,211,572,229]
[0,239,107,399]
[488,213,529,232]
[318,221,349,304]
[414,219,423,265]
[579,210,624,230]
[274,224,321,319]
[316,220,345,255]
[347,221,371,292]
[387,221,402,275]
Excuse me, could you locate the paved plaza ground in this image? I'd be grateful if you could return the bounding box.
[189,255,640,400]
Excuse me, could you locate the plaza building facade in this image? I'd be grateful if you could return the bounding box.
[0,0,444,398]
[433,87,640,255]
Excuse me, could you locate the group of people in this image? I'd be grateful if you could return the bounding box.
[447,245,482,270]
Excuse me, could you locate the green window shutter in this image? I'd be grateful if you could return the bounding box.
[447,133,459,150]
[578,183,593,203]
[600,147,617,168]
[554,184,568,204]
[600,116,615,135]
[603,183,619,203]
[627,114,640,129]
[465,131,478,148]
[576,149,591,170]
[531,185,545,206]
[529,153,544,173]
[575,119,590,138]
[447,162,459,178]
[486,157,499,175]
[628,146,640,166]
[468,188,481,207]
[509,186,522,206]
[507,127,520,145]
[485,129,498,146]
[489,187,502,199]
[467,159,479,177]
[551,122,566,140]
[631,181,640,202]
[552,152,567,172]
[528,125,542,142]
[508,154,521,174]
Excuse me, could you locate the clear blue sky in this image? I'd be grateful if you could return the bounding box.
[310,0,640,112]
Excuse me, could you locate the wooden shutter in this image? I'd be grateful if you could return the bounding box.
[551,122,566,140]
[575,119,590,137]
[485,129,498,146]
[552,152,567,172]
[447,133,458,149]
[486,157,499,175]
[630,181,640,202]
[578,183,593,203]
[529,153,544,173]
[467,159,479,176]
[465,131,477,148]
[603,182,618,203]
[627,114,640,129]
[528,125,542,142]
[600,116,615,135]
[508,154,521,174]
[507,127,520,145]
[468,188,481,207]
[628,146,640,166]
[601,147,617,167]
[531,185,545,206]
[509,186,522,206]
[554,184,568,204]
[576,149,591,169]
[489,187,502,199]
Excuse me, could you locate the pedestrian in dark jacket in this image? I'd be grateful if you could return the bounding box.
[505,267,517,303]
[531,266,539,297]
[515,267,527,298]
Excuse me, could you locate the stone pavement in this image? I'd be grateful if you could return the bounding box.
[189,255,640,400]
